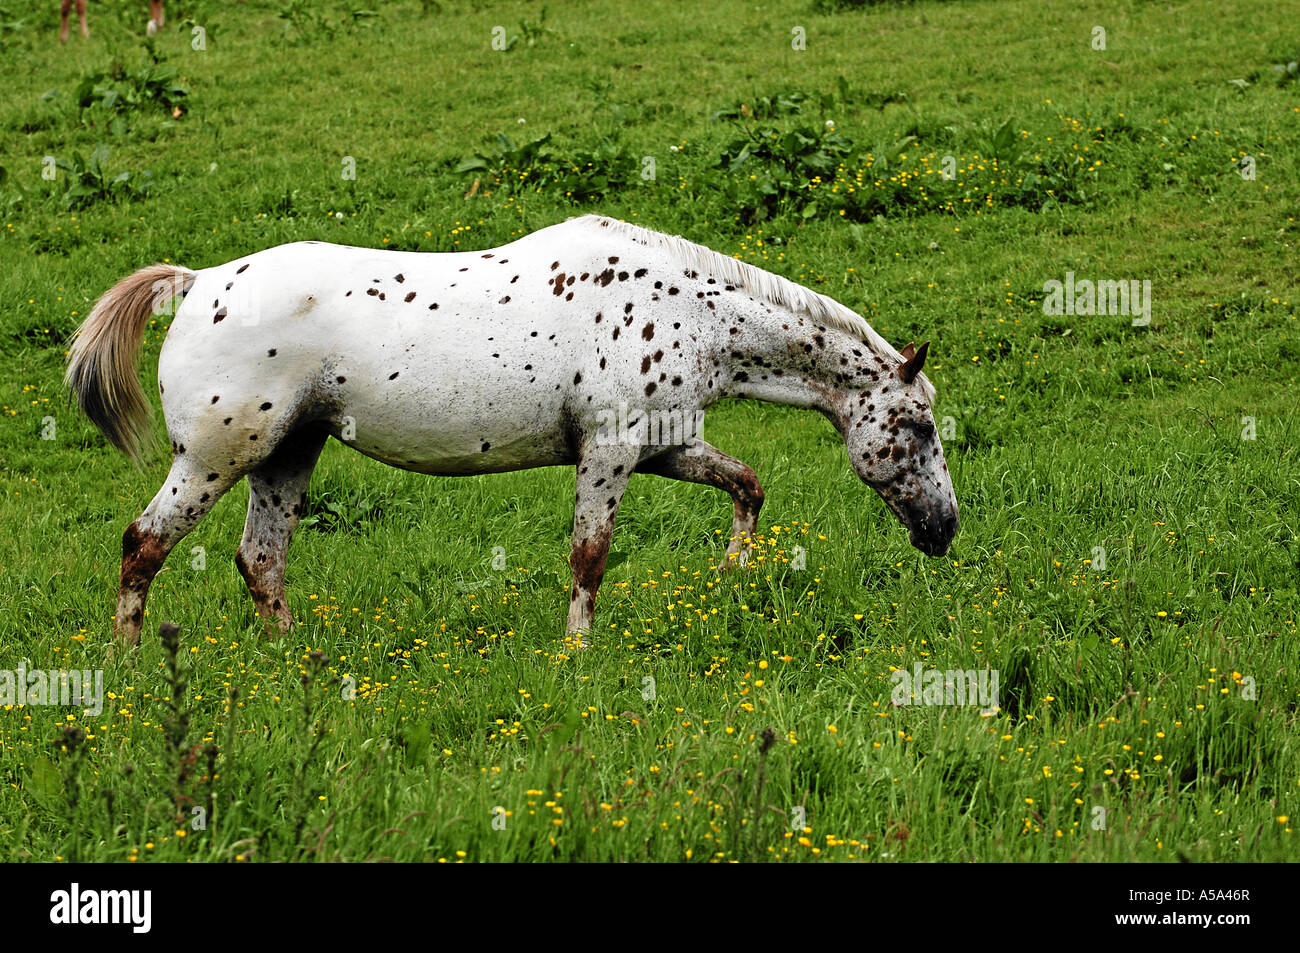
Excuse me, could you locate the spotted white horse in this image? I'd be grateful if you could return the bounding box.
[67,215,958,646]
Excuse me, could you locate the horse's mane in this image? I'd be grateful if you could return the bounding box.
[575,214,935,402]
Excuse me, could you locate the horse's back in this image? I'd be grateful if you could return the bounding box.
[158,234,603,473]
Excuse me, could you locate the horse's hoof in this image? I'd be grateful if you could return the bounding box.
[719,550,750,571]
[257,615,293,639]
[106,636,140,666]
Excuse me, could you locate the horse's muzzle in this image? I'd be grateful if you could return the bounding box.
[908,509,958,557]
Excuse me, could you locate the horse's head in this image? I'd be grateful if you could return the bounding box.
[837,341,958,557]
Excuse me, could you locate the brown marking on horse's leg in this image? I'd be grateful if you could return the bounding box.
[235,549,288,636]
[567,534,611,635]
[236,427,327,637]
[566,446,639,639]
[114,459,244,648]
[115,521,173,646]
[639,440,764,569]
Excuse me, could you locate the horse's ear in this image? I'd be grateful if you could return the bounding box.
[900,341,916,361]
[900,340,929,384]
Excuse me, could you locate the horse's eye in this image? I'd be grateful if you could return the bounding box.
[914,421,936,441]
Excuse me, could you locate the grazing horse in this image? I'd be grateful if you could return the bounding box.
[67,215,958,646]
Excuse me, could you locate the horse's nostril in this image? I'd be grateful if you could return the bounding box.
[942,514,958,537]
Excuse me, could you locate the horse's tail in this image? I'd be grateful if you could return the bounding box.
[65,263,196,463]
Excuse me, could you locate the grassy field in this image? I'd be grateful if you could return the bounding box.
[0,0,1297,862]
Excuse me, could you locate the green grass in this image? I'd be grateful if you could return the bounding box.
[0,0,1297,861]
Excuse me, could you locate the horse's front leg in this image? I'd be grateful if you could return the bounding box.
[639,439,764,569]
[566,444,641,640]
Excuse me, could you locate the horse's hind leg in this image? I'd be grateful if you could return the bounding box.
[116,458,242,646]
[236,427,327,635]
[566,444,642,639]
[639,439,765,569]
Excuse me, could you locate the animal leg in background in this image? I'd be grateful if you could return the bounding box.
[60,0,88,42]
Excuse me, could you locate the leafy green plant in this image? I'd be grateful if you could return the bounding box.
[277,0,328,39]
[278,0,379,44]
[717,124,855,223]
[175,5,220,46]
[1272,55,1299,87]
[456,132,637,204]
[812,0,946,9]
[300,483,388,532]
[517,7,551,47]
[74,56,189,134]
[856,86,910,111]
[51,145,153,210]
[714,110,1100,224]
[495,6,551,51]
[550,140,640,203]
[972,116,1027,165]
[713,81,906,123]
[712,91,811,121]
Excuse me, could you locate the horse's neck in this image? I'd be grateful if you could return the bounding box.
[717,298,849,421]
